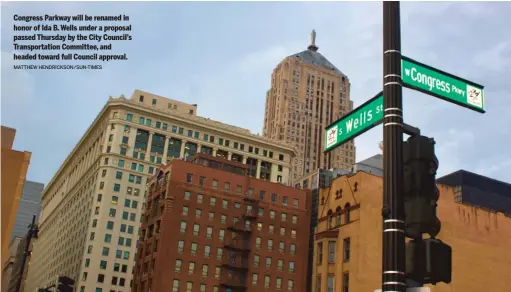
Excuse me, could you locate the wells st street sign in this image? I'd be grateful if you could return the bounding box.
[401,56,485,113]
[325,92,383,152]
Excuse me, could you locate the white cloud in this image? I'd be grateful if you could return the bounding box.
[473,42,510,72]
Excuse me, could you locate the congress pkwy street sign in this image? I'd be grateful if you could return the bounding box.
[401,56,485,113]
[325,92,383,153]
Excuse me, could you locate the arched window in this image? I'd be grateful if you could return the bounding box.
[327,210,333,229]
[336,206,342,226]
[344,203,351,223]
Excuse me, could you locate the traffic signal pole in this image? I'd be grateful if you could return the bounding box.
[382,2,406,292]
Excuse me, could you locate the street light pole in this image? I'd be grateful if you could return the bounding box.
[382,1,406,292]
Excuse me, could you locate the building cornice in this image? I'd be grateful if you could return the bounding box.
[108,97,298,154]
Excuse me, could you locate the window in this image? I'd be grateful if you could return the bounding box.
[265,276,270,288]
[220,214,226,224]
[292,215,298,224]
[201,264,208,277]
[288,280,294,291]
[316,277,321,292]
[97,274,105,283]
[255,237,261,249]
[111,196,118,204]
[281,213,287,222]
[199,176,206,186]
[270,210,275,219]
[282,196,288,206]
[196,209,202,218]
[186,281,193,292]
[267,239,273,251]
[345,203,351,223]
[197,194,203,203]
[178,240,184,253]
[118,160,125,167]
[328,276,335,292]
[276,277,282,289]
[252,273,258,285]
[206,226,213,239]
[180,221,187,233]
[291,229,296,238]
[293,199,299,208]
[184,191,191,200]
[118,237,125,246]
[271,193,277,203]
[224,182,230,191]
[217,248,223,261]
[212,179,218,189]
[116,171,122,179]
[182,206,189,216]
[109,208,116,217]
[102,247,109,256]
[193,224,200,236]
[328,241,336,263]
[104,234,112,243]
[269,225,274,234]
[123,251,129,260]
[122,211,129,220]
[288,261,295,273]
[219,229,225,241]
[186,173,193,183]
[100,260,107,270]
[188,262,195,274]
[279,241,285,253]
[210,197,216,206]
[127,113,133,121]
[204,245,211,257]
[113,184,120,192]
[97,194,103,202]
[253,254,260,267]
[172,280,179,292]
[317,242,323,264]
[280,227,285,236]
[343,238,351,262]
[222,200,228,209]
[191,243,197,255]
[265,257,272,268]
[342,273,349,292]
[277,259,283,271]
[259,191,265,200]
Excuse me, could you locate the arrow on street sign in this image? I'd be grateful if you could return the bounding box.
[324,92,383,153]
[401,56,485,113]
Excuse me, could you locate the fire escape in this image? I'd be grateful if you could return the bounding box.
[220,197,259,292]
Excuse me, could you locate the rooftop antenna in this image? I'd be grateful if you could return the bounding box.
[308,30,319,52]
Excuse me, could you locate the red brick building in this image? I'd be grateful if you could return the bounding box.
[132,154,312,292]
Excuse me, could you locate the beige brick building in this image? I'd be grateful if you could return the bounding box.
[313,171,511,292]
[262,31,355,182]
[24,90,297,292]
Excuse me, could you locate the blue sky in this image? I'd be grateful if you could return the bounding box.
[2,1,511,186]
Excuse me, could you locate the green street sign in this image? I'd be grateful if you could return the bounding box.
[401,56,485,113]
[325,92,383,153]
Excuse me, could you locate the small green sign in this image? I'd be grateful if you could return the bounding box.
[401,56,485,113]
[325,92,383,153]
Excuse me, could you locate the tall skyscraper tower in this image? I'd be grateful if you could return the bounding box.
[263,31,356,182]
